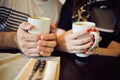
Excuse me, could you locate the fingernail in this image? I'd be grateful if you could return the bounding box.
[90,42,94,46]
[82,52,86,54]
[25,25,32,30]
[87,28,92,33]
[93,29,97,32]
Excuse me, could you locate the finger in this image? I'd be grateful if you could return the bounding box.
[71,49,86,54]
[37,47,54,56]
[18,31,41,41]
[50,23,57,33]
[71,45,86,53]
[19,22,33,30]
[37,40,56,47]
[37,46,54,53]
[22,48,40,56]
[70,37,92,46]
[91,28,98,32]
[24,34,41,42]
[86,51,94,55]
[18,33,40,42]
[41,33,56,40]
[23,41,37,48]
[71,42,93,51]
[18,23,41,42]
[40,52,52,56]
[68,30,88,39]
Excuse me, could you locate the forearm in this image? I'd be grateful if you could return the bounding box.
[98,41,120,57]
[0,32,18,49]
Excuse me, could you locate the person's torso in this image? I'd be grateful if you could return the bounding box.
[0,0,62,31]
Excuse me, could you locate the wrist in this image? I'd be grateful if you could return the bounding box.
[93,46,100,55]
[5,32,18,49]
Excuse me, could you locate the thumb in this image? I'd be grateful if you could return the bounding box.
[19,22,33,30]
[50,23,57,33]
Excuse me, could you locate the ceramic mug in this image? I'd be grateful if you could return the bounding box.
[28,16,50,34]
[72,21,100,57]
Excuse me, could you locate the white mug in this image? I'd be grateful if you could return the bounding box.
[28,16,50,34]
[72,21,100,57]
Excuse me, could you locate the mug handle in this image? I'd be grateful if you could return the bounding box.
[87,32,99,51]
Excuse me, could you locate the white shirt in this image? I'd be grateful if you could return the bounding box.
[0,0,62,31]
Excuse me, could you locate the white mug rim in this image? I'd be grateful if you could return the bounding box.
[28,16,50,21]
[73,21,95,26]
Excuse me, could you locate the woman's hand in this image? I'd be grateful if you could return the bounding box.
[56,29,94,54]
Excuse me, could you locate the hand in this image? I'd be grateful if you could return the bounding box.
[17,22,40,56]
[37,23,57,56]
[37,33,57,56]
[57,29,94,53]
[17,22,57,56]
